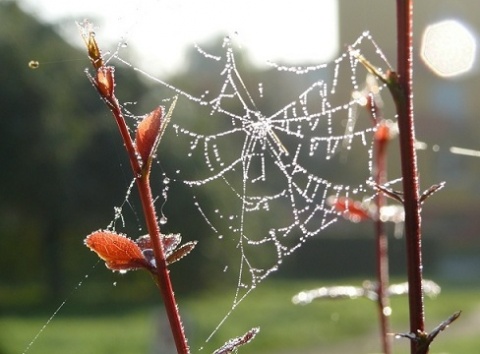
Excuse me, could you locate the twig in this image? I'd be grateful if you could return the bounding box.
[395,2,426,353]
[79,21,190,354]
[396,311,461,354]
[373,120,392,354]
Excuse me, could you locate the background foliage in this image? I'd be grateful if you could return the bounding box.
[2,0,480,309]
[1,3,480,353]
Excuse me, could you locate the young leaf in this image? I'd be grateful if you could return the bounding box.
[420,182,446,204]
[213,327,260,354]
[135,234,197,267]
[166,241,198,265]
[135,106,164,167]
[84,230,152,272]
[136,233,181,256]
[328,196,371,222]
[161,233,182,255]
[135,234,153,250]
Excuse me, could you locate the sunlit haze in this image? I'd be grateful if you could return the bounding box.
[19,0,339,75]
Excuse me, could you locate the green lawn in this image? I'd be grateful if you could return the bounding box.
[2,279,479,354]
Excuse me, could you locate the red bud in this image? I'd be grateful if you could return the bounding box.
[96,66,115,99]
[81,21,104,70]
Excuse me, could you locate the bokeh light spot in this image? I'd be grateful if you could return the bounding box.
[421,20,476,77]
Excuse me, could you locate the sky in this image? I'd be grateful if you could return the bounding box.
[19,0,339,75]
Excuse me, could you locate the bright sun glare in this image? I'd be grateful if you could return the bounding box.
[421,19,476,78]
[19,0,339,74]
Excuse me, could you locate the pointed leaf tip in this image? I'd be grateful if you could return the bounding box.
[135,234,197,266]
[213,327,260,354]
[135,106,164,166]
[167,241,198,265]
[78,20,104,70]
[84,230,151,272]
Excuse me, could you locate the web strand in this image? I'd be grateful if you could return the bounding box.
[111,31,395,344]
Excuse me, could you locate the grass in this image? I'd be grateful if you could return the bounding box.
[185,279,379,353]
[2,279,479,354]
[1,311,153,354]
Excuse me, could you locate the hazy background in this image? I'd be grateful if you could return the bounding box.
[1,2,479,351]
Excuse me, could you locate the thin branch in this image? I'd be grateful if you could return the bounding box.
[373,122,392,354]
[79,21,189,354]
[395,2,426,353]
[396,311,461,354]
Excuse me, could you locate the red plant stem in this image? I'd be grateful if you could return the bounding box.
[137,173,190,354]
[374,133,391,354]
[107,99,142,176]
[395,1,426,352]
[103,95,189,354]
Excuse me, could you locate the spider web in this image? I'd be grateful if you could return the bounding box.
[115,31,394,340]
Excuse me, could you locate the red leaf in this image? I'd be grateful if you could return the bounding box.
[375,121,391,144]
[329,196,371,223]
[84,230,151,272]
[135,106,163,165]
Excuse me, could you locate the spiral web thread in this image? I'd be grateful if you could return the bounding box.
[113,31,395,341]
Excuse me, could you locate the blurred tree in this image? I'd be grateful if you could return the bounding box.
[0,2,393,311]
[0,1,148,307]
